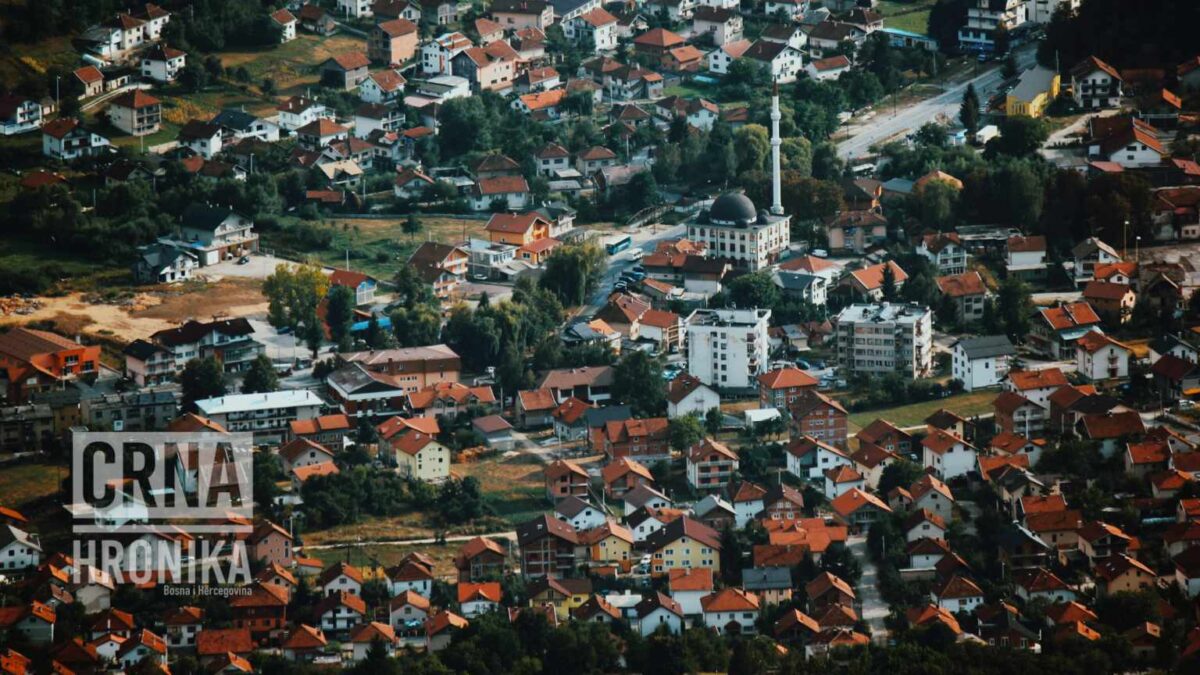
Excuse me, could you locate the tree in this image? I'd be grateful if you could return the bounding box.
[704,407,723,436]
[263,264,330,334]
[326,285,356,349]
[986,116,1050,158]
[626,171,661,212]
[241,354,279,394]
[668,415,704,453]
[540,242,607,306]
[734,124,771,173]
[1001,51,1018,79]
[917,180,959,229]
[881,263,898,301]
[914,122,949,148]
[878,459,924,497]
[960,83,981,137]
[998,276,1034,341]
[390,304,442,347]
[403,213,422,241]
[391,264,436,310]
[612,351,666,416]
[180,358,226,411]
[726,271,781,309]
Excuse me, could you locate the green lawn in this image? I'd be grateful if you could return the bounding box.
[0,461,66,511]
[848,390,998,432]
[877,0,936,36]
[455,454,552,526]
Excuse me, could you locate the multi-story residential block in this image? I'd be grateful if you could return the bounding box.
[832,303,933,378]
[685,193,789,271]
[686,438,739,491]
[369,18,419,65]
[645,517,721,576]
[788,390,849,448]
[952,335,1016,391]
[150,317,262,372]
[0,328,101,403]
[193,390,324,444]
[958,0,1026,54]
[686,308,771,390]
[0,404,54,453]
[81,390,179,432]
[517,515,580,578]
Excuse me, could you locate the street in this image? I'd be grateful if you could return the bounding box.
[848,535,891,645]
[837,44,1039,161]
[578,223,687,317]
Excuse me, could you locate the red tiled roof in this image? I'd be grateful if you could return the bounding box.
[936,271,987,297]
[1080,411,1145,439]
[849,261,908,291]
[1009,368,1069,391]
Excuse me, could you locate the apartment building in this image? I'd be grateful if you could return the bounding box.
[958,0,1026,54]
[685,308,771,390]
[337,345,461,394]
[194,390,325,444]
[832,303,933,378]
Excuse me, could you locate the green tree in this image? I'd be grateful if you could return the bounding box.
[403,213,422,241]
[180,358,226,411]
[263,264,330,334]
[612,351,666,416]
[727,271,781,309]
[326,285,356,349]
[668,415,704,452]
[917,179,959,229]
[877,459,924,497]
[392,264,436,310]
[986,116,1050,158]
[734,124,771,173]
[704,407,723,436]
[241,354,279,394]
[540,242,607,306]
[390,304,442,347]
[881,263,898,301]
[998,276,1034,340]
[960,83,980,136]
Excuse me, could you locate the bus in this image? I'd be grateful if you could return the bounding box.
[605,235,632,255]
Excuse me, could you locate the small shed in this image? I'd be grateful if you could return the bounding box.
[473,415,515,451]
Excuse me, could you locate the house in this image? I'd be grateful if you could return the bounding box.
[1078,411,1145,457]
[270,8,297,42]
[786,435,851,481]
[686,438,739,492]
[787,390,848,448]
[516,514,580,578]
[1174,546,1200,597]
[1075,57,1118,109]
[299,4,337,34]
[527,577,593,620]
[825,465,865,499]
[692,6,742,46]
[1006,234,1047,280]
[247,520,294,568]
[454,537,507,582]
[603,458,654,499]
[1014,568,1075,604]
[278,438,336,474]
[806,571,855,612]
[1072,237,1122,285]
[805,20,864,56]
[1006,66,1060,118]
[1086,117,1166,168]
[552,397,594,441]
[700,588,760,635]
[0,525,40,572]
[0,327,101,403]
[668,567,714,616]
[470,176,530,211]
[405,381,495,417]
[452,42,518,94]
[580,520,634,564]
[634,592,685,636]
[1026,509,1084,551]
[41,118,109,161]
[1031,302,1103,359]
[73,66,104,98]
[540,366,613,403]
[1152,354,1200,403]
[667,373,720,418]
[458,582,502,617]
[921,428,978,480]
[491,0,553,30]
[177,120,223,159]
[742,40,803,83]
[1075,331,1131,381]
[624,483,672,517]
[936,271,989,322]
[708,39,751,75]
[645,517,721,576]
[425,611,468,653]
[517,389,557,429]
[839,261,908,300]
[394,167,434,199]
[387,555,434,596]
[952,335,1016,392]
[918,232,968,275]
[141,43,186,82]
[931,575,984,613]
[360,70,407,104]
[229,582,289,639]
[321,52,371,90]
[829,488,891,530]
[571,7,619,52]
[632,27,687,67]
[370,18,418,65]
[391,431,451,482]
[407,242,467,299]
[758,368,818,410]
[1095,554,1155,596]
[513,89,567,118]
[106,90,161,136]
[805,54,851,81]
[993,391,1046,438]
[277,96,327,131]
[422,32,473,75]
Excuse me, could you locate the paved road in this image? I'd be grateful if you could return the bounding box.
[300,530,517,551]
[837,44,1039,161]
[848,534,890,645]
[578,223,686,318]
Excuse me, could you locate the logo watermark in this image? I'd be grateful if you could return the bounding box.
[70,432,256,587]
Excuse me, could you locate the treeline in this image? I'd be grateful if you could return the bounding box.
[1039,0,1200,72]
[298,467,488,530]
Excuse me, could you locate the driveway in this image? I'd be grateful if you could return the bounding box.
[199,252,292,281]
[848,534,890,645]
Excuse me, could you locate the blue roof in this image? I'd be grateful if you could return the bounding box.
[351,316,392,333]
[882,27,934,40]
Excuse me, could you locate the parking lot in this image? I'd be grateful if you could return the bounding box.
[199,252,293,281]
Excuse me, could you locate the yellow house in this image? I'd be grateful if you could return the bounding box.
[527,577,592,621]
[580,521,634,564]
[645,517,722,577]
[484,212,550,246]
[392,431,451,482]
[1095,554,1155,596]
[1006,66,1061,118]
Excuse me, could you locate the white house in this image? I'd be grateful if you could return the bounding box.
[692,7,742,46]
[952,335,1016,391]
[743,40,803,83]
[921,428,978,480]
[422,32,473,76]
[177,120,223,159]
[141,44,186,83]
[359,70,407,104]
[554,497,607,531]
[666,373,720,418]
[635,593,684,636]
[0,525,41,572]
[337,0,374,18]
[1070,55,1122,109]
[668,568,713,616]
[824,465,865,500]
[1071,237,1122,286]
[917,232,968,275]
[765,0,807,20]
[42,118,109,160]
[271,9,297,42]
[700,589,760,635]
[1075,330,1131,381]
[469,176,529,211]
[786,436,851,481]
[805,54,851,81]
[707,40,750,75]
[571,8,619,53]
[277,96,327,131]
[932,575,984,613]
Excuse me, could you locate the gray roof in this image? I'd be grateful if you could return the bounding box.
[1010,66,1059,102]
[181,204,238,231]
[584,405,631,428]
[741,566,792,590]
[954,335,1016,360]
[774,271,819,292]
[211,109,260,132]
[881,178,914,195]
[693,494,734,518]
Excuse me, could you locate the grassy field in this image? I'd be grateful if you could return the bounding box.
[306,542,468,581]
[848,390,997,431]
[0,36,78,89]
[454,453,554,526]
[270,215,491,280]
[877,0,936,35]
[0,461,65,510]
[220,33,365,95]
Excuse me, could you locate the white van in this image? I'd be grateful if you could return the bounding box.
[628,248,643,261]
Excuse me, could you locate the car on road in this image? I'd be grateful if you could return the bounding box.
[237,256,250,264]
[614,281,628,291]
[628,248,644,261]
[472,272,489,281]
[811,249,828,258]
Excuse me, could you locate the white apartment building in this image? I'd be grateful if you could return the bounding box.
[833,303,934,378]
[194,390,324,444]
[686,193,789,272]
[1027,0,1077,24]
[958,0,1027,54]
[686,308,771,390]
[952,335,1016,391]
